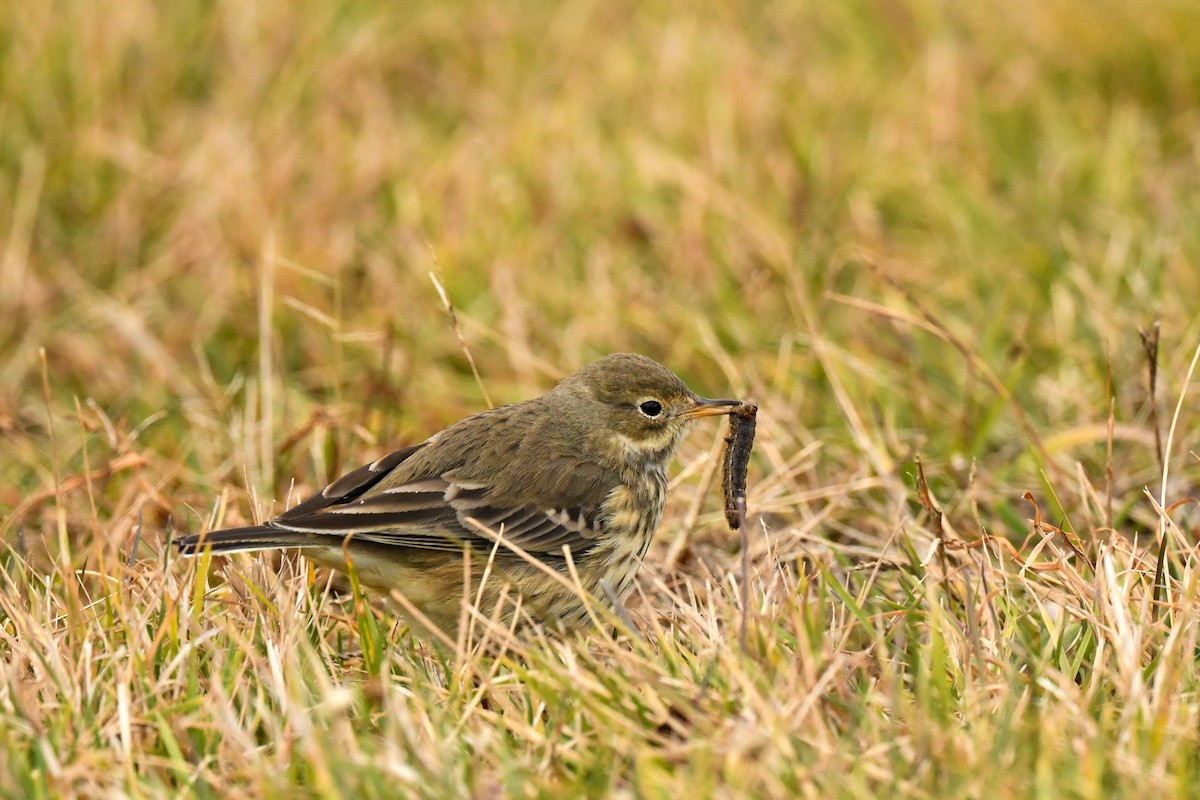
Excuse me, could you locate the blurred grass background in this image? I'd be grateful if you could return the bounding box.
[4,0,1198,502]
[2,0,1200,796]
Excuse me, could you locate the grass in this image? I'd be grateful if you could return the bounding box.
[3,0,1200,796]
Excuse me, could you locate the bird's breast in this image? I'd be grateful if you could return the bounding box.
[599,469,667,540]
[577,468,668,603]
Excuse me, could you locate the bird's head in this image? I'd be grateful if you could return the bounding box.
[554,353,742,472]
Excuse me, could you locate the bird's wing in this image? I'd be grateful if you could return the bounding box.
[269,446,607,558]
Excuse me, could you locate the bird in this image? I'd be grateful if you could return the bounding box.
[175,353,743,640]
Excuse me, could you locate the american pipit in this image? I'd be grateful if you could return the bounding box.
[176,353,744,638]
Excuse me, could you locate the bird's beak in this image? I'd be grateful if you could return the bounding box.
[682,397,743,419]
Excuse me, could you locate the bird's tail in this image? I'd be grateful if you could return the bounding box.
[174,526,320,557]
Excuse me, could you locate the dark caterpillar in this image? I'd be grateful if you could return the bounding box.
[722,401,758,530]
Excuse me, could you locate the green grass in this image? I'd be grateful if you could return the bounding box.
[3,0,1200,796]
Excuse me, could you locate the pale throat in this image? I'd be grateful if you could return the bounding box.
[611,422,690,474]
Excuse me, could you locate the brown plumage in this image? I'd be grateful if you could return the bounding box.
[175,353,745,639]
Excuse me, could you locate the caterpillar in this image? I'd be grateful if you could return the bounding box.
[722,401,758,530]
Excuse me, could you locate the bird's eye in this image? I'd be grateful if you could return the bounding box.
[638,400,664,418]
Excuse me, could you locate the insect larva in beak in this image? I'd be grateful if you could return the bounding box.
[722,401,758,530]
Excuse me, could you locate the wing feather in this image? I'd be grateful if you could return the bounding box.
[181,406,622,563]
[267,467,607,560]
